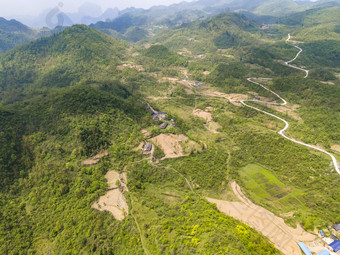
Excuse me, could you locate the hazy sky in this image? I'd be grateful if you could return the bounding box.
[0,0,193,18]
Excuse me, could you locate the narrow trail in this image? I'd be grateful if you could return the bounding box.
[240,34,340,175]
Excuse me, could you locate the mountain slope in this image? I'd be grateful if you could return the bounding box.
[90,0,316,36]
[148,13,260,54]
[0,18,35,53]
[0,25,127,98]
[0,25,281,254]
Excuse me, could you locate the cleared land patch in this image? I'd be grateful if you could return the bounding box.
[331,144,340,153]
[193,107,221,133]
[92,171,129,221]
[83,151,109,166]
[239,164,307,212]
[151,134,200,160]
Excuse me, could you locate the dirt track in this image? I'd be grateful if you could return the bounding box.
[207,182,315,255]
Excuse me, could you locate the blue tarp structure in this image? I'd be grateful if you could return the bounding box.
[316,250,330,255]
[298,242,312,255]
[329,240,340,252]
[320,230,325,236]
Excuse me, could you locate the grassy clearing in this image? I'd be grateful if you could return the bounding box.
[240,164,307,214]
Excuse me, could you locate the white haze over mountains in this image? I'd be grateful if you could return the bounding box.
[1,0,189,24]
[0,0,322,28]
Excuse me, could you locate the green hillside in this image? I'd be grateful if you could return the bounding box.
[148,13,260,53]
[89,0,317,42]
[253,0,309,16]
[0,24,281,254]
[0,18,36,53]
[0,25,127,99]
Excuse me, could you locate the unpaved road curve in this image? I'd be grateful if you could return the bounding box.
[240,34,340,175]
[207,182,315,255]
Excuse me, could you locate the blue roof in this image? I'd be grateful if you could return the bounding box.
[320,230,325,236]
[298,242,312,255]
[330,240,340,252]
[316,250,330,255]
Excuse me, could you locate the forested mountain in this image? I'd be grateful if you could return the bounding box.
[0,25,126,97]
[0,24,281,254]
[90,0,340,42]
[0,17,67,53]
[0,18,36,53]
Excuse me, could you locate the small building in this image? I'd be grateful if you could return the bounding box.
[316,250,330,255]
[170,119,175,127]
[182,78,188,82]
[159,123,168,130]
[332,224,340,231]
[330,234,339,241]
[298,242,312,255]
[329,240,340,252]
[195,82,202,86]
[142,142,153,152]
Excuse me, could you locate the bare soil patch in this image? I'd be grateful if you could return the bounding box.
[193,109,213,122]
[161,77,179,83]
[141,129,151,138]
[320,81,335,85]
[201,89,249,106]
[178,80,194,94]
[193,107,221,133]
[83,151,109,166]
[151,134,195,160]
[92,171,129,221]
[331,144,340,153]
[206,182,315,255]
[117,64,144,72]
[184,88,194,95]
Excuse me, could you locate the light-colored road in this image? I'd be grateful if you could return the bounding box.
[285,34,309,78]
[240,34,340,175]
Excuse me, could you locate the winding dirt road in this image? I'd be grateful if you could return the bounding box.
[207,182,315,255]
[240,34,340,175]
